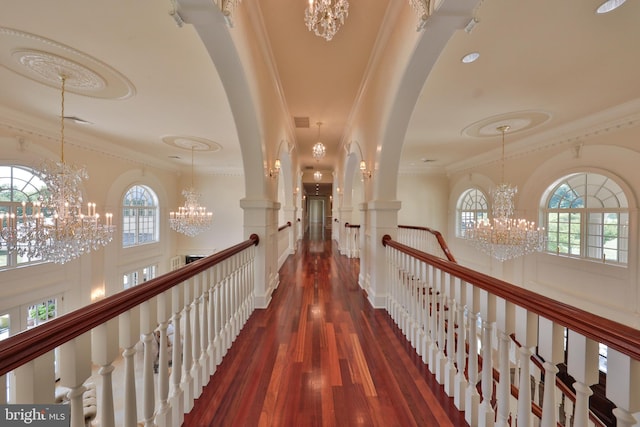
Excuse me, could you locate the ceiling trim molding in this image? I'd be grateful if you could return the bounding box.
[447,99,640,175]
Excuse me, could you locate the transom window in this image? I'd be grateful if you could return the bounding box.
[122,185,159,247]
[456,188,488,237]
[0,165,48,268]
[543,172,628,264]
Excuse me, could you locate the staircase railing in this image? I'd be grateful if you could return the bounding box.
[382,234,640,427]
[397,225,456,262]
[0,234,259,427]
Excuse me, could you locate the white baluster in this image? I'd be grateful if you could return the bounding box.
[92,319,119,427]
[479,291,496,427]
[170,284,184,427]
[607,349,640,427]
[566,331,599,427]
[191,273,203,397]
[453,279,467,411]
[155,292,172,427]
[435,271,447,383]
[515,307,538,427]
[140,299,157,427]
[443,274,457,396]
[537,317,564,427]
[207,268,217,376]
[465,284,481,426]
[119,308,139,427]
[199,270,210,384]
[495,298,515,427]
[14,352,54,404]
[182,278,194,412]
[59,333,92,427]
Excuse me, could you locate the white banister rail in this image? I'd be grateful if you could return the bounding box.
[0,234,259,427]
[382,234,638,427]
[277,221,292,269]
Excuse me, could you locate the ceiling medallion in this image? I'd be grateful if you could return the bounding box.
[463,111,552,138]
[0,27,135,99]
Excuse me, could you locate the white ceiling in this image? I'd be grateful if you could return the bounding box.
[1,0,638,190]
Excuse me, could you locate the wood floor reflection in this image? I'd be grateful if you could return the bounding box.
[183,228,468,427]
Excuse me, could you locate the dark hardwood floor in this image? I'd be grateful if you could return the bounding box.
[184,226,468,427]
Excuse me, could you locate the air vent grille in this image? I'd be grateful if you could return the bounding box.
[294,117,310,128]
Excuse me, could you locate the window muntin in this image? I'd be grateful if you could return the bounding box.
[123,263,158,289]
[122,185,158,247]
[26,298,58,329]
[0,165,49,267]
[456,188,488,237]
[544,173,628,264]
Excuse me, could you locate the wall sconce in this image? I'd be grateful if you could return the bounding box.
[91,287,105,301]
[359,160,372,179]
[269,158,281,178]
[353,141,372,179]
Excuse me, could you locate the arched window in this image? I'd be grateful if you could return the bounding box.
[0,165,48,268]
[456,188,488,237]
[122,185,159,247]
[543,172,628,264]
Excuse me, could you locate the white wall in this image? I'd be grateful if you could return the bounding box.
[397,172,449,231]
[447,129,640,328]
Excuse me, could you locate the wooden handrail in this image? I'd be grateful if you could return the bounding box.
[382,234,640,361]
[0,234,260,377]
[397,225,457,263]
[278,221,292,232]
[344,223,360,228]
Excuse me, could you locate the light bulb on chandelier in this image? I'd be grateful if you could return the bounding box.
[0,75,115,264]
[169,145,213,237]
[312,122,326,161]
[464,125,546,261]
[305,0,349,41]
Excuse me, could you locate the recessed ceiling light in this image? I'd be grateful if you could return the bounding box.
[596,0,626,13]
[461,52,480,64]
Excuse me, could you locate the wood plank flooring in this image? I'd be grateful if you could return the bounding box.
[184,228,468,427]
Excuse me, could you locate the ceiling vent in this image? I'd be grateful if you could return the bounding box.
[294,117,310,128]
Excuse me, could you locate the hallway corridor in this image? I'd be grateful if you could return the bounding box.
[184,227,468,426]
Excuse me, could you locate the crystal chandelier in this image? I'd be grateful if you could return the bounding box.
[312,122,326,161]
[305,0,349,41]
[465,125,545,262]
[0,75,114,264]
[314,170,323,182]
[169,146,213,237]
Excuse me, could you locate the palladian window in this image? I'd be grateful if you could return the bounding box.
[122,185,159,247]
[456,188,488,237]
[543,172,628,264]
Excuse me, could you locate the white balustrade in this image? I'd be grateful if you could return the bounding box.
[383,235,627,427]
[0,237,258,427]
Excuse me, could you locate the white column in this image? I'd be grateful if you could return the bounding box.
[364,200,401,308]
[240,198,279,309]
[91,319,119,427]
[537,317,564,427]
[119,308,140,427]
[566,330,599,427]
